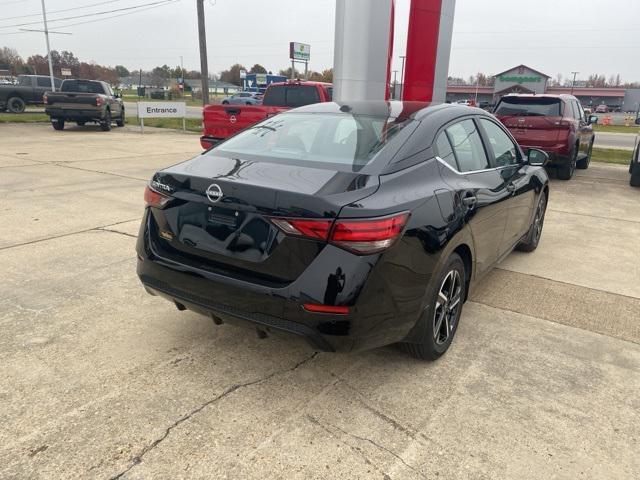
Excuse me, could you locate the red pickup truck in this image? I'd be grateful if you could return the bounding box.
[200,80,332,149]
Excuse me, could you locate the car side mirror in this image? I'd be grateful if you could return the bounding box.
[635,117,640,125]
[588,115,598,125]
[527,148,548,167]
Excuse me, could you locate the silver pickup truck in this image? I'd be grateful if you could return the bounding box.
[44,79,124,131]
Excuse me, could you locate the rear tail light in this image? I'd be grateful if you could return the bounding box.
[269,218,332,240]
[331,213,410,254]
[43,93,48,105]
[96,97,104,107]
[303,304,349,315]
[144,184,171,208]
[270,212,409,255]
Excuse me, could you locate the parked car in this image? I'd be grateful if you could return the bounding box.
[494,94,596,180]
[44,79,124,131]
[201,80,333,148]
[0,74,61,113]
[456,99,472,106]
[595,104,608,113]
[137,102,549,360]
[221,91,262,105]
[630,118,640,187]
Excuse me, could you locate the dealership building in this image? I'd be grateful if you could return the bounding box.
[445,65,640,112]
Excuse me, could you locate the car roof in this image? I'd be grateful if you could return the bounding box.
[501,93,575,101]
[289,100,489,123]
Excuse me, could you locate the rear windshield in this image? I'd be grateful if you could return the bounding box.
[494,97,561,117]
[213,112,412,169]
[61,80,105,94]
[263,85,320,107]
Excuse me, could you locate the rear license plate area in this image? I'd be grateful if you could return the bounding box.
[207,209,238,228]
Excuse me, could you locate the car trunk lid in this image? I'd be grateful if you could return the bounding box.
[147,153,378,285]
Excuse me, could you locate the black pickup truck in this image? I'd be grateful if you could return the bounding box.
[0,75,62,113]
[44,79,125,131]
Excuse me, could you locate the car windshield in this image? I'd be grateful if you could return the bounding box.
[495,97,562,116]
[61,80,104,94]
[213,112,412,169]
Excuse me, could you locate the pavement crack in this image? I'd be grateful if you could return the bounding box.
[305,414,391,478]
[96,228,137,239]
[108,352,319,479]
[50,162,147,181]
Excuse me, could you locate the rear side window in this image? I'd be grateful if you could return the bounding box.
[445,120,489,172]
[435,132,458,170]
[495,97,561,117]
[37,77,52,87]
[61,80,105,94]
[263,86,320,107]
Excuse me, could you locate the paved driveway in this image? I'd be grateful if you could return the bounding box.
[1,123,639,479]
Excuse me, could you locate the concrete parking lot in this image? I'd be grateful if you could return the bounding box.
[1,123,639,479]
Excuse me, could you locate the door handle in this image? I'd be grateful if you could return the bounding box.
[462,194,477,207]
[506,183,516,193]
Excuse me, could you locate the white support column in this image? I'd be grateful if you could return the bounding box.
[332,0,394,102]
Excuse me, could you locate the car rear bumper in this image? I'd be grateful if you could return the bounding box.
[46,107,105,120]
[519,144,571,165]
[136,210,424,352]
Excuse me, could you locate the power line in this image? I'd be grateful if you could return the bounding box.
[0,0,178,30]
[47,0,178,29]
[0,0,132,22]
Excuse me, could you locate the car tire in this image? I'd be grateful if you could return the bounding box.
[76,121,86,126]
[516,190,547,252]
[222,101,229,105]
[631,162,640,187]
[245,102,252,105]
[116,109,125,127]
[576,140,593,169]
[52,118,65,130]
[557,146,577,180]
[100,110,112,131]
[7,96,26,114]
[399,253,466,361]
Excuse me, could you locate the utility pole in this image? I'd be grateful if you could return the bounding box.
[570,71,579,95]
[39,0,56,92]
[399,55,406,100]
[196,0,210,105]
[180,55,185,98]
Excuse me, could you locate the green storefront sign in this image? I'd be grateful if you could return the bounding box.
[499,75,542,84]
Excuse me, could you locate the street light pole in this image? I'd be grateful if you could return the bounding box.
[196,0,210,106]
[570,71,579,95]
[39,0,56,92]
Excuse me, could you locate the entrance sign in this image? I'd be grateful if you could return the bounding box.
[137,101,187,133]
[61,68,72,76]
[138,102,186,118]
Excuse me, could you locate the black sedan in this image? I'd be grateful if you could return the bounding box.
[137,101,549,360]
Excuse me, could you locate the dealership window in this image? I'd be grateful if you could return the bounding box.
[479,119,519,167]
[445,120,489,172]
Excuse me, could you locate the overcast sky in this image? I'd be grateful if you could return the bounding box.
[1,0,638,82]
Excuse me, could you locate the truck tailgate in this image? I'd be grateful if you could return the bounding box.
[46,92,100,107]
[202,105,288,143]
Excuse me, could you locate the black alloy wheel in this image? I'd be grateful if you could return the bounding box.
[400,253,466,360]
[517,191,547,252]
